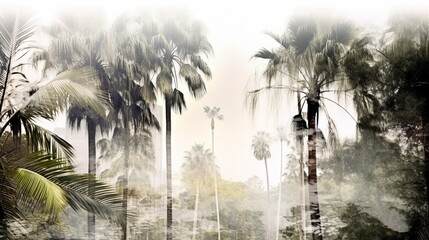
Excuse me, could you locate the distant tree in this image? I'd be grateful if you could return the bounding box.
[182,144,216,240]
[252,131,272,239]
[204,106,224,239]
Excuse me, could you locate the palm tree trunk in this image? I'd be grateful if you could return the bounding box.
[264,157,271,240]
[192,184,200,240]
[299,137,306,240]
[87,119,96,240]
[275,140,283,240]
[122,119,130,240]
[297,92,306,240]
[165,98,173,240]
[211,124,221,240]
[307,100,322,240]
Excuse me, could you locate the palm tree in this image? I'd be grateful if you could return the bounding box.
[182,144,216,240]
[37,11,161,239]
[0,10,124,236]
[252,131,272,240]
[146,12,213,239]
[203,106,223,239]
[108,53,160,240]
[249,17,363,240]
[34,11,113,239]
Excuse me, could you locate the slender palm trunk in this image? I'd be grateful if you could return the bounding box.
[211,122,221,240]
[87,119,96,240]
[299,138,306,240]
[192,184,200,240]
[297,92,306,240]
[264,157,270,240]
[275,140,283,240]
[165,99,173,240]
[307,100,322,240]
[122,119,130,240]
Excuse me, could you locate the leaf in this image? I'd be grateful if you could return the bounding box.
[179,63,206,99]
[14,168,67,215]
[170,88,186,114]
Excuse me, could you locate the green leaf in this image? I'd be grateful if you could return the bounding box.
[14,168,67,215]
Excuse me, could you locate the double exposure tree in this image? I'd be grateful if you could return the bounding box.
[145,12,213,240]
[35,10,113,238]
[248,17,372,239]
[378,11,429,237]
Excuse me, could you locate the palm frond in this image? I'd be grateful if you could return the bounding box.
[288,17,317,55]
[27,67,107,116]
[264,31,289,49]
[0,171,22,221]
[14,168,67,215]
[56,174,125,225]
[156,68,173,96]
[179,63,206,99]
[21,118,74,160]
[170,88,186,114]
[190,55,211,77]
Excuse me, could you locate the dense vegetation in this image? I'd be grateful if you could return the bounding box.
[0,5,429,240]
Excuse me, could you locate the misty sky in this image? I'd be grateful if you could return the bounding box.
[16,0,429,187]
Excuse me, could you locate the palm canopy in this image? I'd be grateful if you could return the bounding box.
[251,17,357,98]
[248,16,374,149]
[252,131,271,161]
[147,11,213,110]
[182,144,216,187]
[0,10,107,160]
[204,106,224,120]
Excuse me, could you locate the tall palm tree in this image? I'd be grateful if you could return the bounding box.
[182,144,215,240]
[34,11,113,239]
[0,10,124,236]
[249,17,363,240]
[146,12,213,240]
[203,106,223,239]
[108,54,160,240]
[252,131,272,240]
[43,12,161,239]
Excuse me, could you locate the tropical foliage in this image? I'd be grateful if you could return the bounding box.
[2,5,429,240]
[0,10,124,238]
